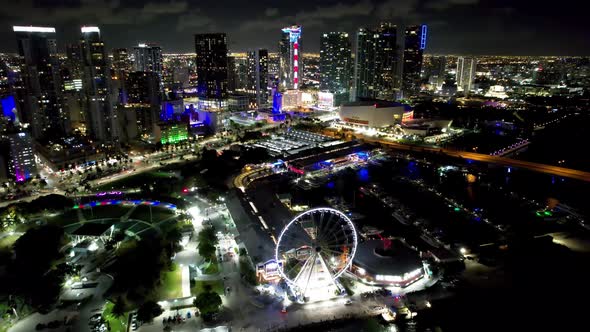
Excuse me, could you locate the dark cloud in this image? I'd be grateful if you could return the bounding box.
[264,8,279,17]
[0,0,587,55]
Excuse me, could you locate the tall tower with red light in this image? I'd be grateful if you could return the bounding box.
[279,25,302,90]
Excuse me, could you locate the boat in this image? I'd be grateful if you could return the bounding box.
[420,233,441,248]
[392,210,412,226]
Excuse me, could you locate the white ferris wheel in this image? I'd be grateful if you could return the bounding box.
[275,208,358,300]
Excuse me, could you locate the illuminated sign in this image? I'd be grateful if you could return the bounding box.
[282,26,302,43]
[318,91,334,109]
[13,26,55,33]
[402,111,414,123]
[420,25,427,50]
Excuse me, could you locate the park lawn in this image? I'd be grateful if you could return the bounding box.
[202,257,219,275]
[0,234,20,250]
[191,279,224,296]
[96,171,175,191]
[82,205,132,220]
[45,209,81,227]
[129,205,175,223]
[156,263,183,300]
[102,301,129,332]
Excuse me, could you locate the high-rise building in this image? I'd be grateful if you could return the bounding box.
[426,55,447,90]
[402,24,427,97]
[1,130,37,182]
[279,25,302,90]
[133,43,163,76]
[194,33,228,107]
[319,32,352,105]
[112,48,132,77]
[119,71,160,141]
[80,26,117,142]
[354,23,399,101]
[65,43,83,81]
[227,56,238,93]
[456,57,477,93]
[13,26,67,139]
[247,49,269,107]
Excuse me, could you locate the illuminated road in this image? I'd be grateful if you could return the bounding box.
[358,135,590,183]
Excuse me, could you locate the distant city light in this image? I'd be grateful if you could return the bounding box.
[81,26,100,33]
[13,26,56,33]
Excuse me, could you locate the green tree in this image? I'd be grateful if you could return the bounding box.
[197,227,217,246]
[197,227,218,259]
[11,225,67,311]
[136,301,162,323]
[198,241,216,259]
[111,297,126,317]
[193,287,222,320]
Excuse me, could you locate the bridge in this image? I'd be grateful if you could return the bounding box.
[357,135,590,183]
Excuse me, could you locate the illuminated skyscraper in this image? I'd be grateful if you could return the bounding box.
[1,130,36,182]
[13,26,67,139]
[120,71,160,141]
[113,48,132,77]
[133,43,163,77]
[456,57,477,93]
[247,49,269,107]
[194,33,228,108]
[319,32,351,105]
[354,23,399,101]
[279,25,302,90]
[402,24,427,97]
[80,26,117,142]
[65,43,83,81]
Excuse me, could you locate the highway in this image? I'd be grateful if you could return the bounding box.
[358,135,590,182]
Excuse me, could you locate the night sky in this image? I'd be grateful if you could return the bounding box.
[0,0,587,55]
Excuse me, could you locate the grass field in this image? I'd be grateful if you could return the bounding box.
[46,209,80,227]
[102,300,129,332]
[96,171,177,191]
[129,205,175,223]
[156,263,183,300]
[202,257,220,275]
[191,279,224,296]
[0,234,20,250]
[82,205,132,220]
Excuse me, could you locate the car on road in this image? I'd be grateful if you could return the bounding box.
[345,299,353,305]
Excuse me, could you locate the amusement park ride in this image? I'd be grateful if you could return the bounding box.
[275,208,358,302]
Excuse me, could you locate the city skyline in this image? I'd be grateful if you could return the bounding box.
[0,0,587,55]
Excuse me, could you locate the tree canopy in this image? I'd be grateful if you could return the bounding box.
[193,288,222,319]
[136,300,162,323]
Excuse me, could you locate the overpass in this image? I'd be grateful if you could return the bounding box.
[358,135,590,183]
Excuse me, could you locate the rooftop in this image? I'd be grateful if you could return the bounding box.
[353,239,423,277]
[342,100,411,109]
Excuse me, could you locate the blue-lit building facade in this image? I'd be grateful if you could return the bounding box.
[0,129,37,182]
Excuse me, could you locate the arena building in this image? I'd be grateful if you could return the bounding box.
[339,100,412,127]
[350,239,425,287]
